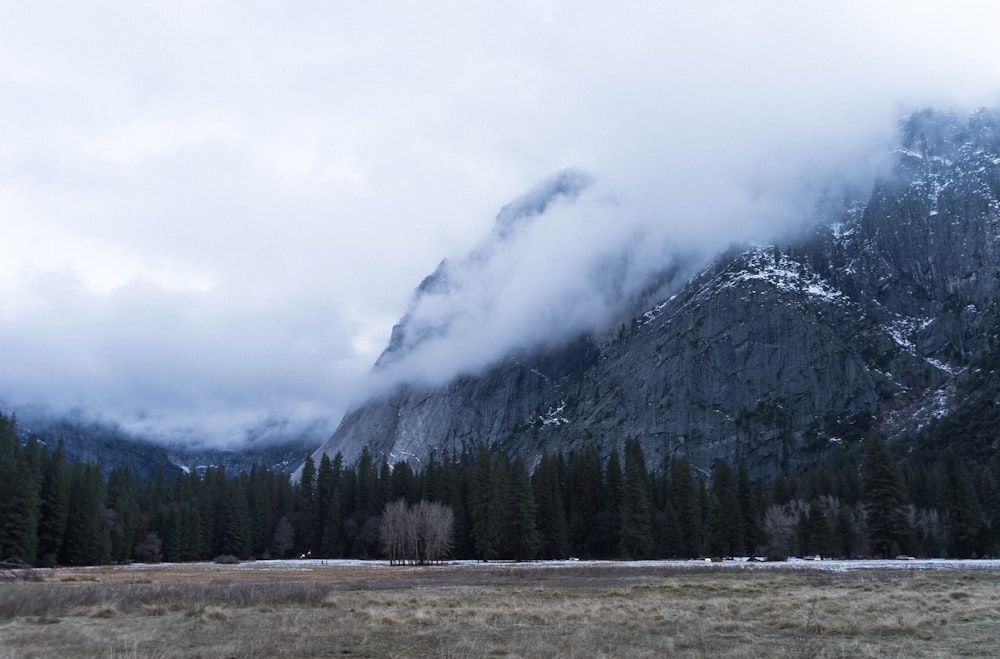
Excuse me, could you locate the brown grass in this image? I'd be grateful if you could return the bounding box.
[0,562,998,657]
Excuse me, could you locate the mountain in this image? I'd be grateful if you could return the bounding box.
[311,108,1000,478]
[12,410,319,479]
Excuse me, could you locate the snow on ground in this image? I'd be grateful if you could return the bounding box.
[83,557,1000,574]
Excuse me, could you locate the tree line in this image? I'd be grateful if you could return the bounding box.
[2,411,1000,566]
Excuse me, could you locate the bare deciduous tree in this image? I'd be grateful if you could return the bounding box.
[763,505,796,559]
[380,500,454,565]
[271,516,295,559]
[380,500,411,565]
[414,500,454,565]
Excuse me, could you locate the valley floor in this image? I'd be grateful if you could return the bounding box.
[1,559,999,657]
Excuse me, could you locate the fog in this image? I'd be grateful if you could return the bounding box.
[2,2,999,446]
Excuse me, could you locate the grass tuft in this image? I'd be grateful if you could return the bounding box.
[0,562,998,657]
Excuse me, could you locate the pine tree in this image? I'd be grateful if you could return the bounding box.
[297,456,317,551]
[219,481,252,558]
[105,466,138,563]
[533,452,569,559]
[566,445,604,557]
[61,463,105,565]
[939,453,981,558]
[619,439,652,559]
[37,440,70,566]
[390,460,416,504]
[181,503,204,561]
[314,455,336,553]
[702,494,725,557]
[661,500,683,557]
[201,466,226,557]
[737,458,759,556]
[711,459,743,557]
[593,447,623,557]
[0,415,43,563]
[355,448,379,516]
[503,456,538,561]
[246,466,273,557]
[834,504,856,559]
[448,454,475,557]
[862,436,909,558]
[159,504,183,561]
[670,457,701,557]
[320,483,344,557]
[377,458,392,514]
[471,445,502,560]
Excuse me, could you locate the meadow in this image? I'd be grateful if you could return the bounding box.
[1,560,998,657]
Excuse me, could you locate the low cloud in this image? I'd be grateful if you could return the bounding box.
[2,2,999,445]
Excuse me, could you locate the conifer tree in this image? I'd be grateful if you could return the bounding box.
[702,494,725,557]
[533,452,569,559]
[619,439,652,559]
[377,458,392,514]
[661,500,683,557]
[219,481,252,558]
[320,482,344,557]
[181,503,203,561]
[314,455,336,552]
[355,448,379,515]
[670,457,701,557]
[471,445,501,560]
[736,458,759,556]
[159,504,183,561]
[862,436,909,557]
[711,459,743,556]
[37,440,70,566]
[0,415,43,563]
[105,466,138,563]
[246,466,273,557]
[297,455,317,550]
[834,504,856,559]
[391,460,416,503]
[939,452,981,557]
[503,455,537,561]
[566,445,604,557]
[594,447,623,557]
[61,463,105,565]
[202,466,229,557]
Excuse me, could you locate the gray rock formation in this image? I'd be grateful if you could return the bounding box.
[313,108,1000,478]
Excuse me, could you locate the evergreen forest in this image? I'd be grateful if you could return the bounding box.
[2,411,999,567]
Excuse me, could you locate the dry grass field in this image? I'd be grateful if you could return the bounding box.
[1,560,998,658]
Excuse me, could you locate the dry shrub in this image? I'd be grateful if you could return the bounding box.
[27,616,61,625]
[141,603,169,616]
[78,605,120,618]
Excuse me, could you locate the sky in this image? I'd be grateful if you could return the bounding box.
[2,1,1000,447]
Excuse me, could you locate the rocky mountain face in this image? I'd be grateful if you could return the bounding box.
[313,108,1000,479]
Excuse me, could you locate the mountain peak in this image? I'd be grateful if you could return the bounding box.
[494,168,594,239]
[317,108,1000,477]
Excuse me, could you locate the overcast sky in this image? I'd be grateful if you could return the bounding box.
[2,2,1000,446]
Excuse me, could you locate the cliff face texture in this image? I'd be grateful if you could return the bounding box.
[314,109,1000,478]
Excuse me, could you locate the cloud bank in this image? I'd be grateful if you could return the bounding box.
[2,2,999,445]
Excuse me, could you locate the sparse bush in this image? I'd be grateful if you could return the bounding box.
[133,532,163,563]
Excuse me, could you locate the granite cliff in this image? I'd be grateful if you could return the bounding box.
[312,108,1000,478]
